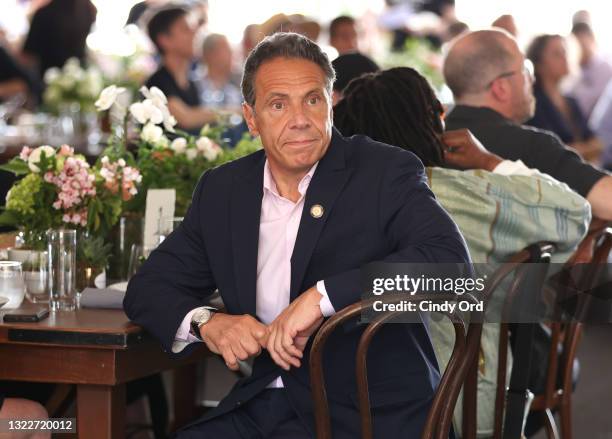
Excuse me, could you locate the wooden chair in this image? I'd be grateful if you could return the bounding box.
[309,292,478,439]
[461,242,556,439]
[529,227,612,439]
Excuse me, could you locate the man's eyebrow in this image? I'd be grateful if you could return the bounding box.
[264,92,289,104]
[264,88,325,104]
[305,88,324,96]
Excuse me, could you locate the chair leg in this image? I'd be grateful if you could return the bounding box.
[543,409,560,439]
[559,397,572,439]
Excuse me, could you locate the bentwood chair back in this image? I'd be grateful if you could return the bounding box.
[309,293,474,439]
[529,227,612,439]
[462,242,555,439]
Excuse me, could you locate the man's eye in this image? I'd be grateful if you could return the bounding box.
[308,96,320,105]
[272,102,283,110]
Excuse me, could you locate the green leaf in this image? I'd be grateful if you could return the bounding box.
[0,158,30,175]
[0,209,20,227]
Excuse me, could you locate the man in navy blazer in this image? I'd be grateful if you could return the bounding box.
[124,32,469,438]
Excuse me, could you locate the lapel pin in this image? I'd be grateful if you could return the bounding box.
[310,204,324,219]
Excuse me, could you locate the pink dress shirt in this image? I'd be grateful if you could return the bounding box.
[172,160,336,388]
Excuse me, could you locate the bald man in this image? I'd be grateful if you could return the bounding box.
[443,29,612,221]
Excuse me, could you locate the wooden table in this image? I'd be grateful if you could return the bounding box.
[0,302,204,438]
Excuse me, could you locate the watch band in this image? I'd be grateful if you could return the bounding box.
[190,320,204,340]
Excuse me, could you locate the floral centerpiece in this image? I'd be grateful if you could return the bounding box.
[0,143,141,282]
[43,57,104,114]
[97,84,262,216]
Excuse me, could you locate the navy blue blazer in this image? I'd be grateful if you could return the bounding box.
[124,128,470,437]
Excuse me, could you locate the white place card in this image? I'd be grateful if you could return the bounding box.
[143,189,176,255]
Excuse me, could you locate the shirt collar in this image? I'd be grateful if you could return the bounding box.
[449,104,511,124]
[263,159,318,199]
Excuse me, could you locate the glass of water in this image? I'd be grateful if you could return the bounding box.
[0,261,25,309]
[47,229,77,311]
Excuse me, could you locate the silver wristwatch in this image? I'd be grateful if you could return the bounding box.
[190,307,215,340]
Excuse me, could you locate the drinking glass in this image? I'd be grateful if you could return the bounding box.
[0,261,25,309]
[47,229,77,311]
[127,244,144,280]
[23,250,49,303]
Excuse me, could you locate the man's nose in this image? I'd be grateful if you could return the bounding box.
[288,105,311,129]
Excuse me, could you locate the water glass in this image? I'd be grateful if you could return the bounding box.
[127,244,144,280]
[23,250,49,303]
[0,261,25,309]
[47,229,77,311]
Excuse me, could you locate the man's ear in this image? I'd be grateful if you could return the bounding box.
[242,102,259,137]
[489,78,510,103]
[157,33,171,54]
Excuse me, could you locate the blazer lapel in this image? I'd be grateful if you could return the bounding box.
[290,130,352,300]
[230,152,265,316]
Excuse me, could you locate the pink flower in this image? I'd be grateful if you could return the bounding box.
[58,144,74,157]
[19,146,32,161]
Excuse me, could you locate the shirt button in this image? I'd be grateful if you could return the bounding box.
[235,400,243,407]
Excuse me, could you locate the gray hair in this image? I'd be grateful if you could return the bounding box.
[241,32,335,106]
[443,29,516,98]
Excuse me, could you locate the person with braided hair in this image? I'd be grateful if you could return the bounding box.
[335,67,446,166]
[333,66,590,437]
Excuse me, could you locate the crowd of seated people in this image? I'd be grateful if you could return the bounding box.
[1,1,611,437]
[333,65,590,437]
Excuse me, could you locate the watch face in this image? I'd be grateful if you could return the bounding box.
[193,308,212,325]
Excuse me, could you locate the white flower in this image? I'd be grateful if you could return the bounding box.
[139,86,176,131]
[157,136,170,149]
[99,167,115,182]
[95,85,127,112]
[196,137,222,161]
[195,136,212,152]
[170,137,187,154]
[140,86,167,107]
[140,123,164,144]
[118,158,126,167]
[63,58,82,75]
[57,74,75,90]
[163,113,177,132]
[28,145,56,173]
[185,149,198,161]
[43,67,61,84]
[129,99,163,125]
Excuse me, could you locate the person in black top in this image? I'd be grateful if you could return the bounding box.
[443,28,612,221]
[145,6,216,133]
[525,34,602,163]
[22,0,97,79]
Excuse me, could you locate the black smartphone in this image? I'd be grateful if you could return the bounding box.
[3,308,50,323]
